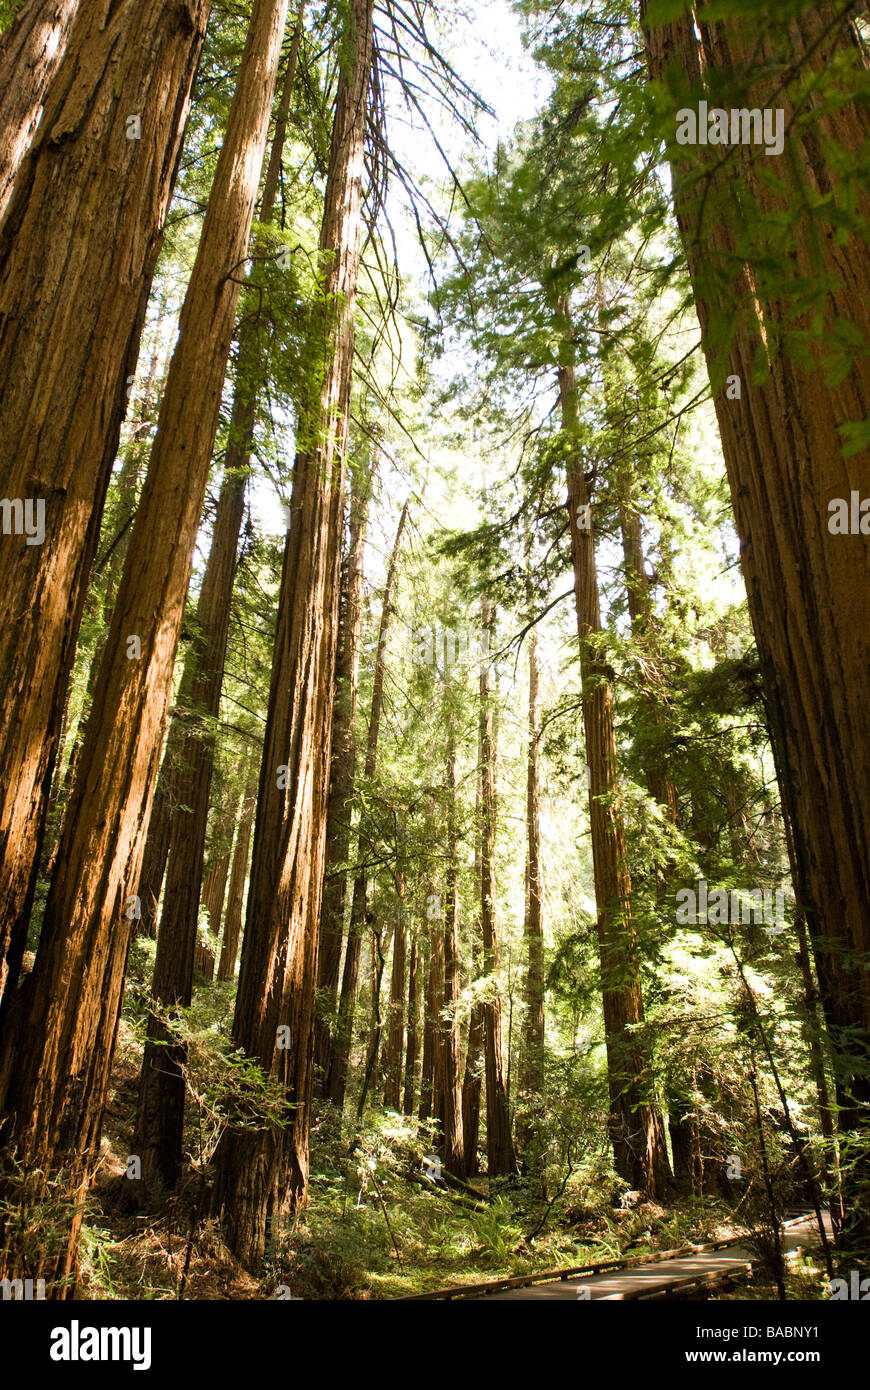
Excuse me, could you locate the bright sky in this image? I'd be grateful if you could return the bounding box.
[383,0,549,273]
[248,0,549,540]
[234,0,742,660]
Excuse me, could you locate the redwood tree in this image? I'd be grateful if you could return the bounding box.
[477,598,516,1178]
[0,0,291,1291]
[210,0,376,1268]
[383,872,408,1111]
[328,498,410,1107]
[559,298,672,1199]
[433,726,466,1176]
[217,767,258,982]
[517,625,545,1169]
[314,463,372,1091]
[639,0,870,1244]
[0,0,211,1009]
[134,24,304,1189]
[402,926,420,1115]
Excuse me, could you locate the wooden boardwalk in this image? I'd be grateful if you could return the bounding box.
[479,1216,821,1300]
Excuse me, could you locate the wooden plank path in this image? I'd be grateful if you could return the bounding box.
[479,1215,820,1300]
[399,1212,822,1300]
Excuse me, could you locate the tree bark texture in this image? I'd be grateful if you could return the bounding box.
[133,29,304,1184]
[0,0,289,1292]
[559,301,672,1199]
[0,0,211,1008]
[0,0,81,223]
[314,465,371,1090]
[209,0,375,1269]
[639,0,870,1244]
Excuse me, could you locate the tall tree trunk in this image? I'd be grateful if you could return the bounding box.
[517,626,545,1170]
[478,598,516,1179]
[218,768,258,982]
[135,749,176,940]
[195,804,236,983]
[461,775,484,1177]
[329,875,367,1108]
[382,872,407,1111]
[0,0,81,223]
[134,779,239,1189]
[418,916,436,1124]
[558,298,672,1199]
[618,502,679,824]
[0,0,290,1293]
[358,921,389,1118]
[668,1103,695,1191]
[461,997,483,1178]
[197,824,231,980]
[432,730,466,1176]
[0,0,211,1007]
[639,0,870,1246]
[209,0,375,1270]
[133,28,304,1186]
[42,330,162,883]
[327,498,409,1107]
[195,884,223,978]
[402,927,419,1116]
[796,909,841,1226]
[315,464,372,1092]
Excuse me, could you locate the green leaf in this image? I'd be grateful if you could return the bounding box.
[838,419,870,459]
[642,0,694,25]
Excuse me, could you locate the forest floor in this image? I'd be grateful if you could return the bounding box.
[68,1017,832,1301]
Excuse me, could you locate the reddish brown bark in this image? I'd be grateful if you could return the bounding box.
[639,0,870,1242]
[0,0,211,1010]
[135,783,233,1185]
[461,775,484,1177]
[418,913,436,1125]
[0,0,290,1291]
[461,995,483,1178]
[358,921,389,1117]
[314,465,372,1091]
[133,31,306,1177]
[135,749,175,940]
[0,0,81,223]
[134,5,305,1191]
[329,876,367,1108]
[559,300,672,1199]
[195,793,241,982]
[210,0,375,1269]
[135,774,244,1185]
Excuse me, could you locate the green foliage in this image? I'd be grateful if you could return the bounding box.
[0,0,24,31]
[0,1157,81,1295]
